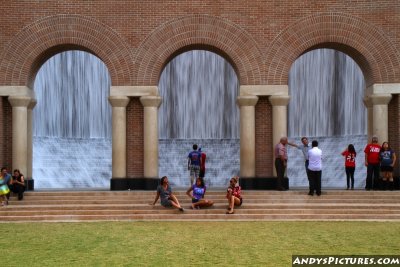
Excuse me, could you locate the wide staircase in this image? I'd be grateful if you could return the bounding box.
[1,190,400,222]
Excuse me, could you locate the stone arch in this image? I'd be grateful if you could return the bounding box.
[0,14,134,87]
[265,12,400,86]
[134,15,263,86]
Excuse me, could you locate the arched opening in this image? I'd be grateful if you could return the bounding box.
[158,50,240,187]
[33,51,112,189]
[287,48,367,188]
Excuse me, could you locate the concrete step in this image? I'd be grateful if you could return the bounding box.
[1,190,400,222]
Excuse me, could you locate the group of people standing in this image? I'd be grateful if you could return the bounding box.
[275,137,322,195]
[275,135,397,194]
[0,167,25,206]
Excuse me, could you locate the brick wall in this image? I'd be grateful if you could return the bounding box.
[0,1,399,178]
[0,97,12,169]
[255,97,273,176]
[389,95,399,176]
[126,97,144,177]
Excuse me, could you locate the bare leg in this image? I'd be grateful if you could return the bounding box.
[169,195,184,211]
[195,199,214,208]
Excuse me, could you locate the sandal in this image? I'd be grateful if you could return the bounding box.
[226,210,234,214]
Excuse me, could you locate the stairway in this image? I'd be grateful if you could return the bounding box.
[1,190,400,222]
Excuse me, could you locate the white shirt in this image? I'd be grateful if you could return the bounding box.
[308,147,322,171]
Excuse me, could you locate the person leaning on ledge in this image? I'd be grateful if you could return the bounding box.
[274,137,297,191]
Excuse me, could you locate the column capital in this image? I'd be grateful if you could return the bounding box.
[268,95,290,106]
[237,95,258,107]
[363,96,372,108]
[140,95,162,108]
[28,99,37,110]
[8,95,31,107]
[108,96,130,107]
[367,94,392,105]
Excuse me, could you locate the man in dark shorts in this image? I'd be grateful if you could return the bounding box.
[188,144,202,186]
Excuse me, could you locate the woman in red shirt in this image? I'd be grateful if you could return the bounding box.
[341,144,356,190]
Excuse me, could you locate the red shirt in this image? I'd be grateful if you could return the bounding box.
[226,186,242,199]
[200,152,206,170]
[364,143,381,164]
[342,150,356,167]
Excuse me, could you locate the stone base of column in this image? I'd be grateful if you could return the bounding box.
[24,178,34,191]
[239,177,289,190]
[110,178,159,190]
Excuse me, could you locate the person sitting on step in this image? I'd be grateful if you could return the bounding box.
[151,176,184,212]
[226,176,242,214]
[186,177,213,209]
[11,169,25,200]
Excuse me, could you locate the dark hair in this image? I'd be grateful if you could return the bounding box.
[13,169,22,175]
[1,167,6,172]
[193,144,198,150]
[196,177,205,187]
[301,137,308,142]
[348,144,356,156]
[380,142,390,152]
[160,176,168,185]
[311,140,318,147]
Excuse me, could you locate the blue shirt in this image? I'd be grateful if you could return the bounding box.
[188,150,201,166]
[380,149,394,166]
[192,184,206,200]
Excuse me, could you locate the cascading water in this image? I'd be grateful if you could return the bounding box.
[33,51,112,189]
[158,51,240,187]
[33,48,366,189]
[287,49,367,188]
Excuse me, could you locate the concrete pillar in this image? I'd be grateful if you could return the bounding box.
[108,96,130,178]
[140,96,162,178]
[27,99,37,179]
[8,96,32,176]
[237,95,258,177]
[269,95,290,176]
[363,96,373,142]
[369,94,392,142]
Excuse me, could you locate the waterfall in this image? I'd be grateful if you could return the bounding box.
[33,51,112,189]
[287,49,367,188]
[33,48,366,189]
[158,51,240,187]
[158,50,239,139]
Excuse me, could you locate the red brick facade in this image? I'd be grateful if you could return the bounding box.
[0,1,399,177]
[126,98,144,177]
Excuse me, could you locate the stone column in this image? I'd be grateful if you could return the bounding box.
[8,96,32,176]
[140,96,162,178]
[108,96,130,178]
[27,99,37,180]
[237,95,258,177]
[369,94,392,142]
[363,96,373,141]
[269,95,290,176]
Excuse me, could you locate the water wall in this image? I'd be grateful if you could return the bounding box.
[33,51,112,188]
[33,49,366,189]
[158,51,240,187]
[287,49,367,188]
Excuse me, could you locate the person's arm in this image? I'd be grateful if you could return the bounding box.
[151,192,160,205]
[287,142,298,148]
[187,157,191,170]
[341,149,347,156]
[392,152,397,167]
[186,186,193,198]
[365,153,368,166]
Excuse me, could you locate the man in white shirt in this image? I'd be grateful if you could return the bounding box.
[307,140,322,196]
